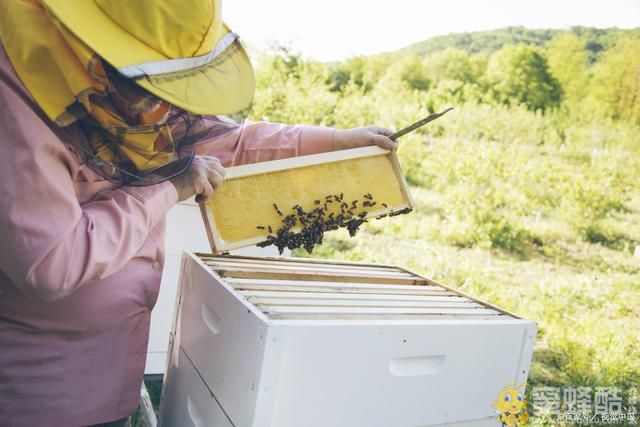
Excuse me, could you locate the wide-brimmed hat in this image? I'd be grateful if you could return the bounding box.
[41,0,255,115]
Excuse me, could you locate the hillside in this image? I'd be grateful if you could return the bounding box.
[398,26,640,59]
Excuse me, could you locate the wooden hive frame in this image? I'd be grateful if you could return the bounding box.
[194,253,523,322]
[200,146,415,254]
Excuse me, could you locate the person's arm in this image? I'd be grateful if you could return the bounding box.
[0,77,178,302]
[194,117,396,167]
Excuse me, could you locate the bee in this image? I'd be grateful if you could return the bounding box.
[389,207,412,217]
[259,193,378,254]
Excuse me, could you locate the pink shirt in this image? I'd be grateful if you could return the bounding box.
[0,45,334,427]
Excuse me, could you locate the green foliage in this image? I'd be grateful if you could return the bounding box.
[326,53,395,93]
[423,48,486,84]
[248,28,640,400]
[590,37,640,123]
[378,55,431,92]
[487,44,562,111]
[250,48,338,126]
[421,49,488,105]
[401,26,559,56]
[569,26,640,63]
[251,27,638,122]
[546,33,590,107]
[400,25,640,58]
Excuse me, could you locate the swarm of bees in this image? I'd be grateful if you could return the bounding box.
[256,193,412,254]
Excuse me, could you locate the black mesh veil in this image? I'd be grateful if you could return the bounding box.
[61,59,251,187]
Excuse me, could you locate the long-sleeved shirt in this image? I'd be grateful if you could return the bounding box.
[0,44,334,427]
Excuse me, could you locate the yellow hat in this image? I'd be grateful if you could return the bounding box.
[41,0,255,115]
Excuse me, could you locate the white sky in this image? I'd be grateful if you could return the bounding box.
[224,0,640,61]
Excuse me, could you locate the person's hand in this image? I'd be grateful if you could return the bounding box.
[169,156,225,203]
[333,126,398,151]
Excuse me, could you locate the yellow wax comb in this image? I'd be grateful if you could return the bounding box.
[200,146,414,254]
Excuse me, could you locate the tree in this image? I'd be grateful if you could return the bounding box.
[381,55,431,92]
[326,54,395,93]
[422,48,488,104]
[487,44,563,111]
[250,48,337,125]
[546,34,590,107]
[424,47,486,85]
[590,37,640,123]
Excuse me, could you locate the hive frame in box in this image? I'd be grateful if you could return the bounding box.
[199,146,414,254]
[194,252,523,321]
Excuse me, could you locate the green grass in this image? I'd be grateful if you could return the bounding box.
[293,115,640,423]
[134,125,639,425]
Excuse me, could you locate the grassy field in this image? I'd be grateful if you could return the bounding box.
[134,103,640,427]
[294,103,640,422]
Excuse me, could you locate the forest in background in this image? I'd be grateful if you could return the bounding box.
[247,26,640,422]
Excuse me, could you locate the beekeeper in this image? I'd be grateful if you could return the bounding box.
[0,0,397,425]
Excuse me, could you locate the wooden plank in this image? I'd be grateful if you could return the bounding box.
[392,265,522,319]
[139,382,157,427]
[197,253,398,269]
[204,260,416,278]
[388,146,416,209]
[226,278,447,293]
[249,298,480,309]
[224,146,390,179]
[199,203,220,254]
[236,290,466,302]
[261,306,500,315]
[206,260,412,275]
[268,313,506,321]
[215,269,420,285]
[232,283,455,296]
[202,257,408,274]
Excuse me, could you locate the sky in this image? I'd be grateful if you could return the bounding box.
[224,0,640,61]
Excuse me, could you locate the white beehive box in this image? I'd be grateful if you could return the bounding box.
[159,253,536,427]
[146,199,287,376]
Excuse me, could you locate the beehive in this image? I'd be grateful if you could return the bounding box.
[200,146,414,253]
[159,253,537,427]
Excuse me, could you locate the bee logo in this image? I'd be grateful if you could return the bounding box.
[491,381,529,426]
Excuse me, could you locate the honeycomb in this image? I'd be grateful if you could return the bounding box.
[206,153,410,244]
